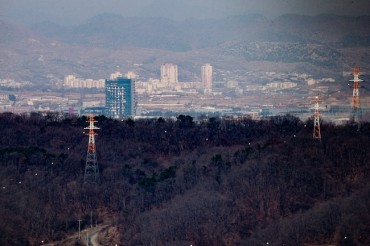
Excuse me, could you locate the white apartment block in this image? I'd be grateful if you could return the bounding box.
[63,75,105,88]
[266,82,297,89]
[202,64,213,95]
[161,64,178,83]
[110,71,123,80]
[125,71,138,79]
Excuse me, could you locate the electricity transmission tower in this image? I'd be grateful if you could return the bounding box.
[313,96,321,141]
[84,114,100,184]
[350,65,363,129]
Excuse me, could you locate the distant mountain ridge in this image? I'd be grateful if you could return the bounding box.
[31,13,263,51]
[1,14,370,84]
[30,14,370,51]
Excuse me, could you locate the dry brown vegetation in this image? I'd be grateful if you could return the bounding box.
[0,112,369,245]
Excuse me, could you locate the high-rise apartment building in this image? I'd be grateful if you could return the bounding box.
[161,64,178,83]
[105,78,136,118]
[202,64,213,95]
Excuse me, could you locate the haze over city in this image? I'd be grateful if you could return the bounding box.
[0,0,370,119]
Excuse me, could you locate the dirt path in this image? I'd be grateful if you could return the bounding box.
[88,224,109,246]
[89,229,99,246]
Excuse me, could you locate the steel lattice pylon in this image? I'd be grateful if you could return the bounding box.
[313,96,321,141]
[350,66,363,128]
[84,114,100,184]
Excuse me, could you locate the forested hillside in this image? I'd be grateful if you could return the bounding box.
[0,112,369,245]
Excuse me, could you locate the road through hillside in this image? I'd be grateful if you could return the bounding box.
[88,224,110,246]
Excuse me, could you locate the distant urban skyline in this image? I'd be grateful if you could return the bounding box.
[1,0,370,25]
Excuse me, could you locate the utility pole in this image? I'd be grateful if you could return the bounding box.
[84,114,100,184]
[78,218,82,239]
[90,210,93,228]
[313,96,321,141]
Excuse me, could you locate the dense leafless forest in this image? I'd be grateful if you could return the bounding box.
[0,112,369,245]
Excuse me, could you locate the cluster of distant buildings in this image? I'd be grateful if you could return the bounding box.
[0,79,32,88]
[64,63,213,93]
[63,75,105,88]
[1,64,343,120]
[63,63,214,118]
[136,63,213,95]
[158,63,213,92]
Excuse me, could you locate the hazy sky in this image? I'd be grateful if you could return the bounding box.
[1,0,370,25]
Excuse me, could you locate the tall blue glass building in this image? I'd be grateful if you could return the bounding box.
[105,78,136,118]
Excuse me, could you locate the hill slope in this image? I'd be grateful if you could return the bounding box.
[0,113,369,245]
